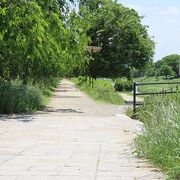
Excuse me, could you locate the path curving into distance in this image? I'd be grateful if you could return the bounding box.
[0,79,165,180]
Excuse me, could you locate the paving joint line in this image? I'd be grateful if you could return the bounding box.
[0,143,37,167]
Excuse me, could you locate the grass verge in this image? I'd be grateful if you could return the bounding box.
[134,94,180,179]
[71,77,124,105]
[0,78,59,114]
[135,77,180,93]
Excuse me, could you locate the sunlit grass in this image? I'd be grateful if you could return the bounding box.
[71,77,124,105]
[134,94,180,179]
[135,77,180,93]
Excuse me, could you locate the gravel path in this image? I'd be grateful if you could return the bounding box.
[0,79,165,180]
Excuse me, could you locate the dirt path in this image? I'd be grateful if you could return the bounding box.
[0,79,165,180]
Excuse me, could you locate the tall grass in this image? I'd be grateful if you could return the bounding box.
[135,94,180,179]
[0,78,59,114]
[72,77,124,105]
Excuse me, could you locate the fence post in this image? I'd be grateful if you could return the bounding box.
[133,82,136,114]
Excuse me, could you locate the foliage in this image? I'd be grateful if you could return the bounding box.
[114,78,133,92]
[156,64,175,79]
[135,94,180,179]
[72,77,124,105]
[126,106,134,118]
[0,0,155,82]
[0,80,43,114]
[0,0,89,82]
[0,77,59,114]
[142,54,180,78]
[78,0,155,79]
[160,54,180,77]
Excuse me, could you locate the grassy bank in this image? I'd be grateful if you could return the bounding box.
[134,94,180,179]
[135,77,180,93]
[0,78,59,114]
[71,77,124,105]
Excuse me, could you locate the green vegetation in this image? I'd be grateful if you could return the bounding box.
[72,78,124,105]
[0,0,88,81]
[134,94,180,179]
[126,106,134,118]
[114,78,133,92]
[78,0,154,79]
[0,0,154,113]
[0,0,87,113]
[0,78,59,114]
[133,54,180,79]
[156,64,175,80]
[135,77,180,93]
[0,80,42,114]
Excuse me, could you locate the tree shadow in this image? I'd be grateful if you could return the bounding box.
[0,114,35,123]
[51,95,81,98]
[0,107,84,123]
[40,107,84,114]
[54,89,77,92]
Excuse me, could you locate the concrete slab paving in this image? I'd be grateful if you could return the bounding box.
[0,79,165,180]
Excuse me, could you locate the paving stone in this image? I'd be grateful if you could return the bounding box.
[0,79,165,179]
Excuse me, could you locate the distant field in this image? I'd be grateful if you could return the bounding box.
[135,77,180,93]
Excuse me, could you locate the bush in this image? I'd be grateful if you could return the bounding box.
[0,80,44,114]
[114,78,133,92]
[135,94,180,179]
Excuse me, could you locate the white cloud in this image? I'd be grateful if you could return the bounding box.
[159,6,180,16]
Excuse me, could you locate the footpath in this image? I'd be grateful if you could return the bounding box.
[0,79,165,180]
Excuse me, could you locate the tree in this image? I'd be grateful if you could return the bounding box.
[0,0,48,81]
[0,0,89,82]
[157,64,175,80]
[78,0,155,79]
[161,54,180,77]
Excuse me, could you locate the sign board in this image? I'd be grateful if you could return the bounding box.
[87,46,102,53]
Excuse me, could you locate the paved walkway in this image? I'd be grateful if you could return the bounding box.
[119,93,143,105]
[0,79,165,180]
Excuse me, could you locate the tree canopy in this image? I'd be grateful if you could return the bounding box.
[142,54,180,78]
[0,0,155,82]
[78,0,155,79]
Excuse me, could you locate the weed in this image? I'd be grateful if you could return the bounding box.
[134,94,180,179]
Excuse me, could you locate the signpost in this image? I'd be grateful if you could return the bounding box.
[87,46,102,53]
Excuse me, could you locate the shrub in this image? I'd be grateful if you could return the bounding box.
[135,94,180,179]
[114,78,133,91]
[0,80,44,114]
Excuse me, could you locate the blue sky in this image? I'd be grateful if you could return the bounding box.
[118,0,180,61]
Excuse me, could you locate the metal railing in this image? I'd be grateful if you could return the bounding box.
[133,81,180,113]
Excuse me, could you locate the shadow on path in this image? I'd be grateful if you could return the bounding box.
[51,95,81,99]
[0,114,35,123]
[42,107,84,114]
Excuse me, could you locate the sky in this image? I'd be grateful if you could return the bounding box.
[118,0,180,61]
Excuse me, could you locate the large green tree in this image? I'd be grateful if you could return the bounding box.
[157,64,175,79]
[78,0,155,79]
[0,0,48,81]
[161,54,180,77]
[0,0,89,82]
